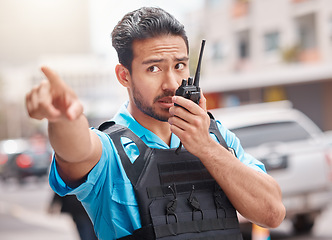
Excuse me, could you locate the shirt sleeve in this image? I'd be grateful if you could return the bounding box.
[216,120,267,174]
[48,128,113,200]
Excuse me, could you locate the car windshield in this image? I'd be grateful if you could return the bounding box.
[231,121,312,148]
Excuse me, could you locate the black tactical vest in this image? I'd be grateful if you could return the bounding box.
[99,116,243,240]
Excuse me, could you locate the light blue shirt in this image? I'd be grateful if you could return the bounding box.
[49,102,266,240]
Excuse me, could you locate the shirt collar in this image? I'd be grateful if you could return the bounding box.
[111,102,180,149]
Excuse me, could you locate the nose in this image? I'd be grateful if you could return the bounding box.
[162,70,180,93]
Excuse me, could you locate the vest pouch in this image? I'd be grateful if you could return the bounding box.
[149,190,241,239]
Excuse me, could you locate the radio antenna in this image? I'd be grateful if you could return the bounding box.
[193,39,206,87]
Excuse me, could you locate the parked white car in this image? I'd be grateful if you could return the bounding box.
[210,101,332,233]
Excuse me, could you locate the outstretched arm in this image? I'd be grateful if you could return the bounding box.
[26,67,102,186]
[168,95,285,228]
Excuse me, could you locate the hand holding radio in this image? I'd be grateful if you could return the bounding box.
[175,39,205,107]
[172,40,206,153]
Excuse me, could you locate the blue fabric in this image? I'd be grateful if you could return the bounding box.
[49,102,266,240]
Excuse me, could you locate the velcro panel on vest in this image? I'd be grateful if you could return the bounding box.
[158,160,212,185]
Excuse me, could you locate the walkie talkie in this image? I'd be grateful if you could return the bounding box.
[175,39,205,105]
[175,39,206,154]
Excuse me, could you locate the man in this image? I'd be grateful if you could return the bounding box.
[26,7,285,240]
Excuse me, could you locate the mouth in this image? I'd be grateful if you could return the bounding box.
[157,97,174,108]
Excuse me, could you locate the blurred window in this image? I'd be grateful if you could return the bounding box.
[296,13,317,50]
[207,0,222,8]
[231,121,311,148]
[239,39,249,59]
[212,41,225,60]
[264,32,279,52]
[236,30,250,59]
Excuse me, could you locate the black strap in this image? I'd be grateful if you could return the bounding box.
[147,180,216,199]
[175,112,229,154]
[98,120,116,131]
[98,122,152,186]
[207,112,228,150]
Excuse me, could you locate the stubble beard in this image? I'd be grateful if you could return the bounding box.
[132,84,174,122]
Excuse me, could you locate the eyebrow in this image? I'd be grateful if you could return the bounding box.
[142,56,189,65]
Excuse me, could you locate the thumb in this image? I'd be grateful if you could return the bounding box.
[66,100,84,121]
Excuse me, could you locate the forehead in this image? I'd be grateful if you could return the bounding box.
[132,35,188,62]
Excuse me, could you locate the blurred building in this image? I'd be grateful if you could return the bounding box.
[0,0,204,140]
[0,0,93,66]
[186,0,332,131]
[0,0,125,139]
[2,0,332,138]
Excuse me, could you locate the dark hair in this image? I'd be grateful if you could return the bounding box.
[111,7,189,72]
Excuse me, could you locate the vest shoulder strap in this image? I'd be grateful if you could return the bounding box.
[98,121,152,186]
[207,112,229,150]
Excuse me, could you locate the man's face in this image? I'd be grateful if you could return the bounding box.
[128,35,189,122]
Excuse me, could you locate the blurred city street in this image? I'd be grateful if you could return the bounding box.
[0,178,79,240]
[1,178,332,240]
[2,0,332,239]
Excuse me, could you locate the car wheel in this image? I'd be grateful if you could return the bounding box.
[292,214,315,234]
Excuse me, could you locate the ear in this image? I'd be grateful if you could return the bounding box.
[115,64,131,87]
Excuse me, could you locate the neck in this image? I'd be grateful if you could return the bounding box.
[127,102,172,146]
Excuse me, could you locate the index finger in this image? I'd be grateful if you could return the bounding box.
[172,96,203,115]
[41,66,65,88]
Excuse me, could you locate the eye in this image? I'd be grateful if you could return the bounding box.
[147,66,161,73]
[175,63,185,70]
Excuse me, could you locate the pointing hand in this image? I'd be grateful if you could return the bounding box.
[26,66,83,122]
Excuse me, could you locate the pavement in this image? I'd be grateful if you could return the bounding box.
[0,180,80,240]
